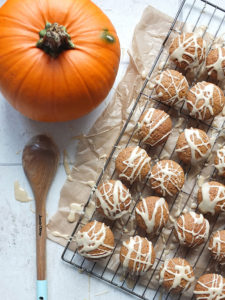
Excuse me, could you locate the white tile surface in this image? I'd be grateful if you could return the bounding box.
[1,0,225,300]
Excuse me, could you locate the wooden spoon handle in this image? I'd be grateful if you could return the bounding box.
[36,203,48,300]
[36,203,46,281]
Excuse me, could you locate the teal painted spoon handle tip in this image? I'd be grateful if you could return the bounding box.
[37,280,48,300]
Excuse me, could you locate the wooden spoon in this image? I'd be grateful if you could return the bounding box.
[22,135,59,300]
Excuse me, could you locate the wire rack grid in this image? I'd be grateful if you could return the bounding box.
[62,0,225,299]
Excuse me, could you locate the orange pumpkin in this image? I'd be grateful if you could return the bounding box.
[0,0,120,122]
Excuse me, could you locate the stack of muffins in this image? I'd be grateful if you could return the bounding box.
[75,31,225,299]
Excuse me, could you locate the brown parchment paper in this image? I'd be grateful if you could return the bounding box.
[47,5,225,299]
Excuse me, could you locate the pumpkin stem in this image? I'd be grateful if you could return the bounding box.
[37,22,75,58]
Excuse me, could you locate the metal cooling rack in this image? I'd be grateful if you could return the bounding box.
[62,0,225,299]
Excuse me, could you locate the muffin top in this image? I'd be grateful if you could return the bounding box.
[194,273,225,300]
[137,108,172,146]
[150,160,185,196]
[208,230,225,264]
[95,180,132,220]
[115,146,151,184]
[159,257,195,293]
[120,235,155,275]
[169,33,205,70]
[186,81,225,120]
[174,212,209,247]
[215,146,225,177]
[76,220,114,259]
[135,196,169,235]
[197,181,225,215]
[176,128,211,164]
[206,47,225,81]
[154,69,189,106]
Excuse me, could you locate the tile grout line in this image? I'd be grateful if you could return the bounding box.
[0,162,70,166]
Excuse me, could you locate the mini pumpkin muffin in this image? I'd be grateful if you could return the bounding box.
[76,220,114,259]
[208,230,225,264]
[176,128,211,164]
[159,257,195,293]
[169,33,206,70]
[137,108,172,146]
[115,146,151,184]
[135,196,169,235]
[174,212,209,247]
[194,273,225,300]
[214,146,225,177]
[186,81,225,120]
[197,181,225,215]
[120,235,155,275]
[150,160,185,196]
[95,180,132,220]
[206,47,225,81]
[154,69,189,106]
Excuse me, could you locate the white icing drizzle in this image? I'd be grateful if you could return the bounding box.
[209,231,225,263]
[194,274,225,299]
[95,180,131,220]
[137,108,172,146]
[121,236,154,275]
[176,128,211,163]
[159,258,194,291]
[155,69,188,105]
[199,182,225,215]
[170,33,205,69]
[67,203,84,223]
[76,221,114,259]
[215,147,225,175]
[135,197,168,234]
[150,160,184,196]
[175,212,209,247]
[206,48,225,81]
[118,146,151,184]
[187,82,223,120]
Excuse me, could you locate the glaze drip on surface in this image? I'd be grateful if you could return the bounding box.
[14,181,32,203]
[67,203,84,223]
[63,149,71,175]
[51,231,71,240]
